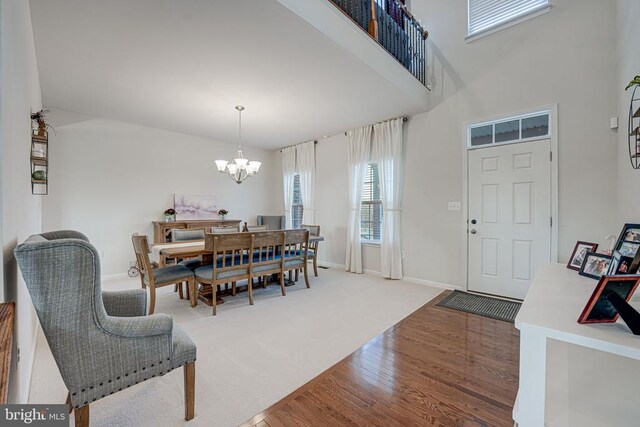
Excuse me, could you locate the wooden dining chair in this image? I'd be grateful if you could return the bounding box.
[194,233,254,315]
[211,226,239,233]
[131,234,197,314]
[169,228,206,299]
[283,229,311,288]
[252,231,286,296]
[302,225,320,277]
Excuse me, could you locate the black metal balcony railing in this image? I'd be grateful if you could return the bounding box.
[330,0,429,86]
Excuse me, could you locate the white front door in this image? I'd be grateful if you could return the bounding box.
[468,140,551,300]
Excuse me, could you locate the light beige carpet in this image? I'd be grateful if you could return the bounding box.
[29,268,442,427]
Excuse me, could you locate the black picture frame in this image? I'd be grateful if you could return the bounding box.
[630,248,640,275]
[567,241,599,271]
[614,223,640,256]
[609,251,635,275]
[578,275,640,324]
[579,252,613,280]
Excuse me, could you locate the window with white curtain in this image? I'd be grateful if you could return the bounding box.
[360,163,382,241]
[292,174,303,229]
[467,0,550,39]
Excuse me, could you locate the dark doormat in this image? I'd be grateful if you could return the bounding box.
[436,290,521,323]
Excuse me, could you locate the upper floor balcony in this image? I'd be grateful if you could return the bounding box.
[330,0,429,86]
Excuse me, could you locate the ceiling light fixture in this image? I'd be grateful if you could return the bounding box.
[215,106,261,184]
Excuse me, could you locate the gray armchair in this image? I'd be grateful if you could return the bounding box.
[257,215,286,230]
[14,230,196,427]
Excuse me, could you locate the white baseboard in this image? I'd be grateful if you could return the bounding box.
[101,272,129,282]
[318,260,346,270]
[403,276,463,291]
[22,323,39,404]
[319,260,461,291]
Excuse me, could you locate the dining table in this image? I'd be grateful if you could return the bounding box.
[151,235,325,306]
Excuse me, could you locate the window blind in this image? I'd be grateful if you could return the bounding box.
[292,174,303,229]
[361,163,382,241]
[468,0,549,37]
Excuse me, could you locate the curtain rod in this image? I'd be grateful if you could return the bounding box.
[279,140,317,152]
[344,116,408,136]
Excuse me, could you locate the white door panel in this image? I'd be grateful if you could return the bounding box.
[468,140,551,300]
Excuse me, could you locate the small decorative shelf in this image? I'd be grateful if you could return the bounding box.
[30,131,48,195]
[628,86,640,170]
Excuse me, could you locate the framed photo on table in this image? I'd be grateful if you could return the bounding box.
[612,223,640,274]
[578,275,640,324]
[609,251,635,275]
[567,241,599,271]
[578,252,613,280]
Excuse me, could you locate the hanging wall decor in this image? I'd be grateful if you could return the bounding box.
[626,76,640,170]
[30,110,50,195]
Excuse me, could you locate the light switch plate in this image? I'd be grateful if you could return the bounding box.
[448,202,461,211]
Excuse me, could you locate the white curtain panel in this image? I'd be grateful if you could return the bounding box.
[296,141,316,225]
[281,146,296,229]
[345,126,372,274]
[373,118,404,279]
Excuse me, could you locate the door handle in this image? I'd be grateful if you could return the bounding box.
[470,229,477,234]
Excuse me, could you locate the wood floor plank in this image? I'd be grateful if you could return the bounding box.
[242,291,519,427]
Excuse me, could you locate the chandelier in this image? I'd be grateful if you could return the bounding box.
[215,106,261,184]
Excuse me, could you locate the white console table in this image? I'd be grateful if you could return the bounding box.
[513,263,640,427]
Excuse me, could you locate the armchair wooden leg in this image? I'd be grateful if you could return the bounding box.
[184,362,195,421]
[185,282,190,300]
[295,269,299,282]
[188,278,197,308]
[66,392,72,414]
[231,282,237,296]
[148,284,157,315]
[313,256,318,277]
[74,405,89,427]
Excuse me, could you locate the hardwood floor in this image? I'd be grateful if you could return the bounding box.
[242,291,520,427]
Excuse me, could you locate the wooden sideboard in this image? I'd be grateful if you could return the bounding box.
[152,219,241,243]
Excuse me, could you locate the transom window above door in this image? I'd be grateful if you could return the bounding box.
[468,111,550,149]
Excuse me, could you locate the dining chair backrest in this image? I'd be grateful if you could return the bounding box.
[251,232,285,278]
[302,225,320,236]
[205,232,253,255]
[131,234,153,282]
[211,226,239,234]
[252,231,285,263]
[204,232,254,280]
[171,228,205,242]
[247,225,268,231]
[257,215,286,230]
[284,229,309,263]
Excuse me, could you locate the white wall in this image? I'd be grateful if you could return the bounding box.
[617,0,640,224]
[1,0,43,403]
[296,0,620,288]
[41,115,281,275]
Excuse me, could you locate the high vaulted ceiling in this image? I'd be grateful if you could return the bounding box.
[29,0,428,149]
